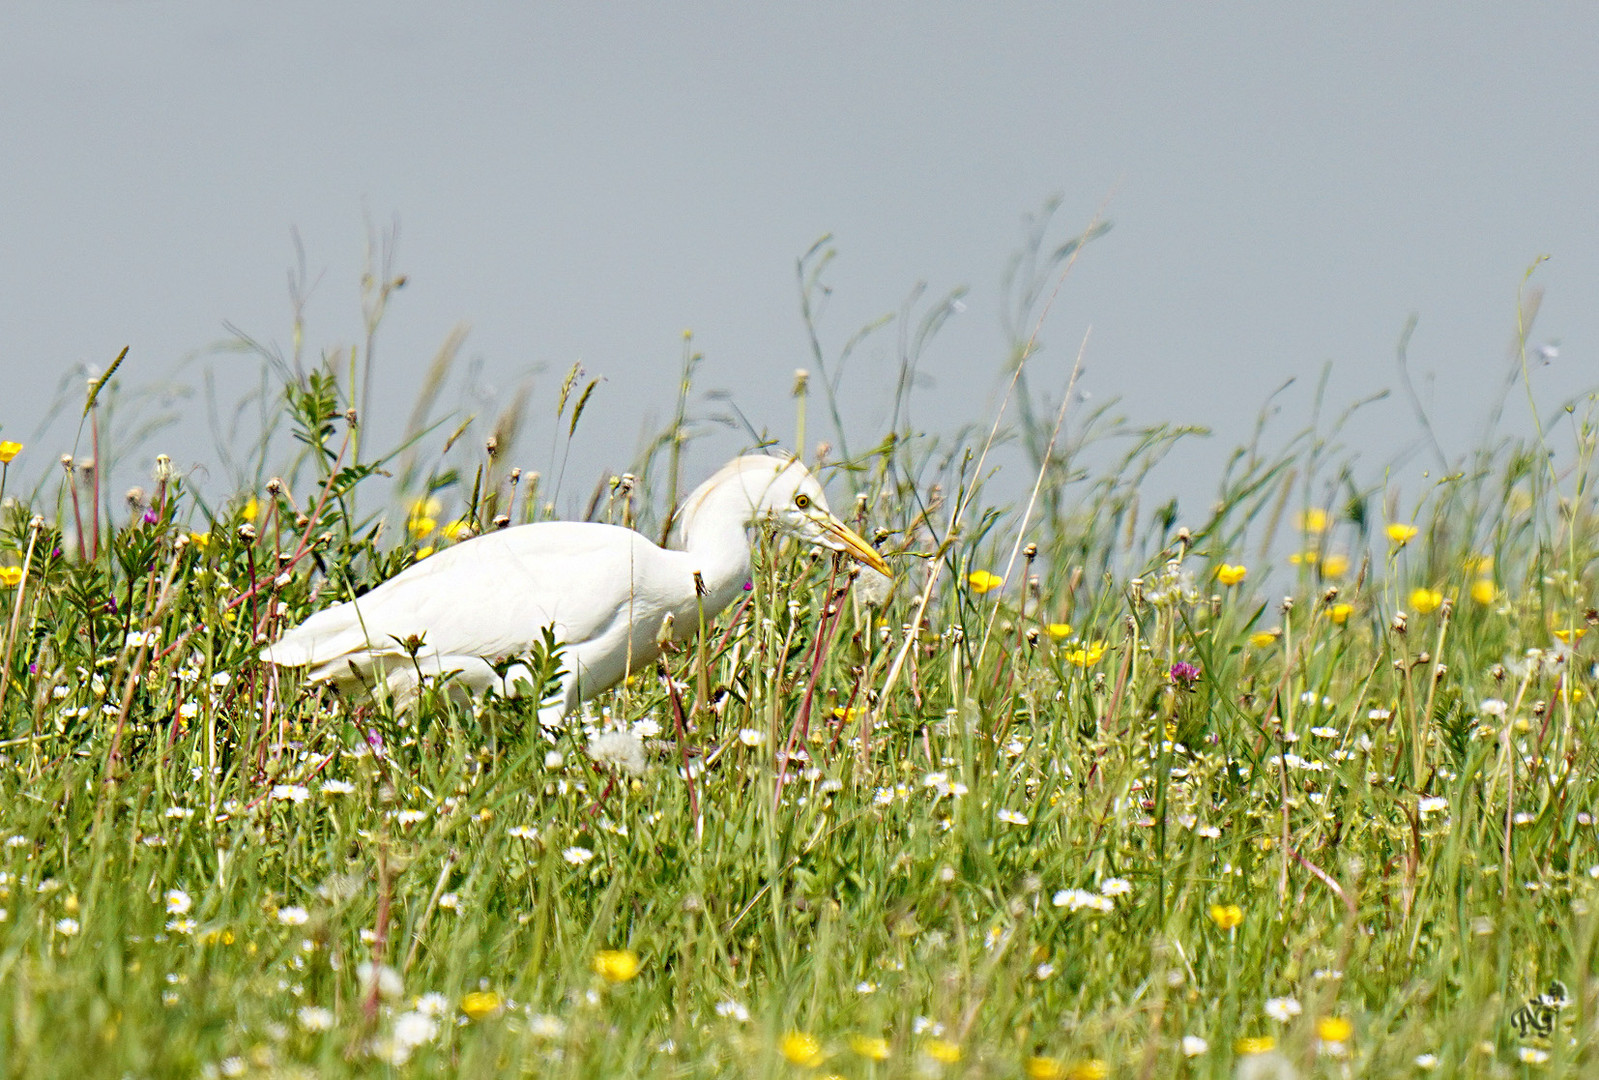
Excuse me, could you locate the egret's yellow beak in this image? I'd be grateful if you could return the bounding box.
[818,514,892,578]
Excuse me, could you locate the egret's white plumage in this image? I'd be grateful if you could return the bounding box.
[261,454,889,720]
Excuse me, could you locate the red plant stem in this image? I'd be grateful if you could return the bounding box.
[68,471,87,564]
[774,561,848,811]
[90,412,102,561]
[661,661,700,833]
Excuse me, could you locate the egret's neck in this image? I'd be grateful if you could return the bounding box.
[677,471,758,606]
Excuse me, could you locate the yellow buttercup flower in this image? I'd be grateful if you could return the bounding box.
[440,519,471,541]
[923,1039,962,1064]
[1217,564,1247,586]
[0,441,22,463]
[1296,508,1329,533]
[849,1035,890,1061]
[1024,1057,1067,1080]
[188,532,211,549]
[1248,630,1279,649]
[779,1031,824,1067]
[1554,628,1587,644]
[408,517,438,539]
[460,990,503,1019]
[1386,523,1419,545]
[967,570,1003,594]
[1065,641,1107,667]
[1209,903,1243,930]
[1235,1036,1276,1055]
[1470,579,1495,605]
[1046,622,1073,640]
[1328,603,1353,625]
[1320,552,1350,578]
[591,949,640,982]
[0,567,21,588]
[1316,1016,1353,1042]
[242,497,259,521]
[1288,551,1319,566]
[1409,588,1443,615]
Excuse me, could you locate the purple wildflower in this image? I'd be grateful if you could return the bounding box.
[1169,661,1201,689]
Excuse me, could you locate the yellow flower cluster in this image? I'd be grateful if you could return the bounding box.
[0,441,22,464]
[1288,551,1350,577]
[1316,1016,1353,1042]
[461,990,503,1019]
[592,949,640,982]
[1208,903,1243,930]
[780,1031,824,1067]
[1065,641,1107,668]
[848,1035,889,1061]
[1296,508,1329,533]
[1217,564,1247,586]
[967,570,1003,594]
[0,567,21,588]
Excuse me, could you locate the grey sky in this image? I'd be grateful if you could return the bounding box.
[3,3,1595,517]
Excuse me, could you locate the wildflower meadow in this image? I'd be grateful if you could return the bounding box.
[0,244,1596,1079]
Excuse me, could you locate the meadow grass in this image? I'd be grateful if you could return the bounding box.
[2,256,1599,1079]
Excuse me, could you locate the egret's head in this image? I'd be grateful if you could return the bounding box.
[714,455,891,577]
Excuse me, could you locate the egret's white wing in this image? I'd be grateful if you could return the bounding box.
[262,522,655,674]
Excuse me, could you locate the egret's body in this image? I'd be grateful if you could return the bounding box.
[261,455,888,720]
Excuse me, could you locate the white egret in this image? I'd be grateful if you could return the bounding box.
[261,454,889,721]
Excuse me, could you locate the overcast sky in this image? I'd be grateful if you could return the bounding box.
[3,3,1595,518]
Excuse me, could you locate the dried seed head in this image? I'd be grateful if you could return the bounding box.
[265,476,284,496]
[344,407,358,427]
[485,435,499,458]
[153,454,175,483]
[492,514,510,530]
[1024,542,1038,560]
[238,523,257,541]
[125,487,146,509]
[1280,596,1294,614]
[1024,627,1040,647]
[1323,586,1340,603]
[792,369,810,396]
[1392,612,1408,634]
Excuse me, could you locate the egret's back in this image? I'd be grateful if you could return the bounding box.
[262,521,668,701]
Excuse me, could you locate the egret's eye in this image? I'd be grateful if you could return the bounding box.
[794,493,811,509]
